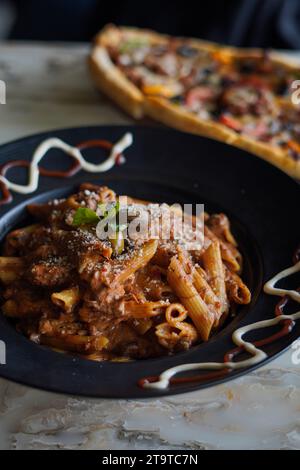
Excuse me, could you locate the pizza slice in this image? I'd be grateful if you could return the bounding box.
[89,24,300,178]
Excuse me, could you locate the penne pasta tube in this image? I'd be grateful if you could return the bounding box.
[207,214,238,246]
[132,318,153,335]
[193,268,221,313]
[0,256,24,284]
[167,256,215,341]
[225,268,251,304]
[156,321,198,350]
[151,244,174,268]
[40,334,109,354]
[51,286,80,313]
[2,297,52,319]
[123,300,168,318]
[1,299,18,317]
[202,241,228,322]
[204,226,241,272]
[99,239,158,287]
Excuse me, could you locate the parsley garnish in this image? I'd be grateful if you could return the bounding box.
[72,207,99,226]
[72,201,126,231]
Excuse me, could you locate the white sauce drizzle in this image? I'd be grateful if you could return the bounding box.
[0,132,133,196]
[264,261,300,302]
[144,261,300,390]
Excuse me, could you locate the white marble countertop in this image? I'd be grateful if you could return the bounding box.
[0,42,299,450]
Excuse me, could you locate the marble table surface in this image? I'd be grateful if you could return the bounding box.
[0,42,299,450]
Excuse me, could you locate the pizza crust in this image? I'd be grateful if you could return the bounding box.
[90,24,300,179]
[89,25,144,119]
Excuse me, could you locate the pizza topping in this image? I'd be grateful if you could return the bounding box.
[121,66,145,87]
[107,28,300,163]
[236,54,275,76]
[212,50,232,65]
[267,119,282,136]
[286,140,300,161]
[118,54,133,67]
[238,60,257,75]
[142,83,179,98]
[123,65,184,96]
[242,120,269,139]
[292,123,300,142]
[221,84,277,116]
[119,38,149,54]
[151,44,170,57]
[180,63,220,89]
[219,114,242,132]
[176,45,199,58]
[280,108,300,142]
[276,80,290,97]
[185,86,217,115]
[219,113,287,142]
[170,95,185,105]
[239,75,270,89]
[144,52,179,77]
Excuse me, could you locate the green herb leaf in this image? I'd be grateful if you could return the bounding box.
[72,207,99,226]
[119,39,149,54]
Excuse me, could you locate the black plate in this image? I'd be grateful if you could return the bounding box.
[0,125,299,398]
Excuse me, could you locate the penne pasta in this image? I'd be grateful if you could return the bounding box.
[132,318,153,335]
[167,255,215,341]
[225,267,251,305]
[2,298,46,318]
[123,300,168,318]
[156,320,198,350]
[193,267,221,313]
[40,334,109,354]
[1,299,18,317]
[51,286,80,313]
[98,239,158,287]
[202,241,229,321]
[204,226,241,273]
[207,214,237,246]
[0,256,24,284]
[151,243,175,268]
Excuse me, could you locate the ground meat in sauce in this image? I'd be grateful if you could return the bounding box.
[25,257,73,287]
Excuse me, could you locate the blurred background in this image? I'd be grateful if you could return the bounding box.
[0,0,300,48]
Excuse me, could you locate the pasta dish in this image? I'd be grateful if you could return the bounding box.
[0,183,251,361]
